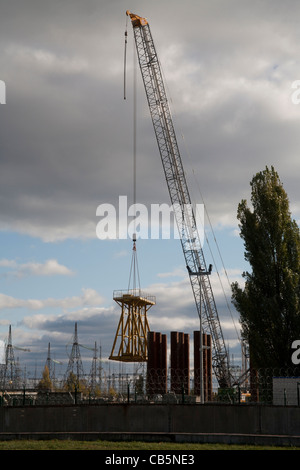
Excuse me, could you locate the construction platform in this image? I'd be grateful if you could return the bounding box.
[113,290,156,305]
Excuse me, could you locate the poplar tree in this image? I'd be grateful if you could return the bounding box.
[231,166,300,369]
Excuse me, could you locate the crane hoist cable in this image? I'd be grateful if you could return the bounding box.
[127,234,141,292]
[124,14,128,100]
[152,22,241,347]
[179,128,242,345]
[124,20,141,293]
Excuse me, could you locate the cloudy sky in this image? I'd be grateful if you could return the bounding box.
[0,0,300,383]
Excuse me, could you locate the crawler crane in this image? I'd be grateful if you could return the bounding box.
[126,11,232,388]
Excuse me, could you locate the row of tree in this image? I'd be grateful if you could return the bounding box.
[37,365,145,397]
[37,366,97,393]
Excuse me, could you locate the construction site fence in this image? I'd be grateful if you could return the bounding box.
[1,367,300,406]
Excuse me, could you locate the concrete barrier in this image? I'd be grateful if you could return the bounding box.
[0,403,300,445]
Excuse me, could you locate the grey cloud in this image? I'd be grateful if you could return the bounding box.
[1,0,300,242]
[0,258,74,278]
[0,287,103,311]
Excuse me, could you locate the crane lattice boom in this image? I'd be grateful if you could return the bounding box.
[126,11,232,388]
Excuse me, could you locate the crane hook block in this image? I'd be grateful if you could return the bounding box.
[126,10,148,27]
